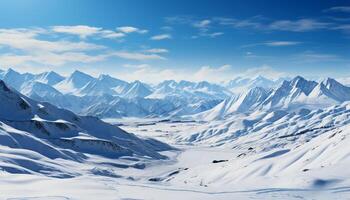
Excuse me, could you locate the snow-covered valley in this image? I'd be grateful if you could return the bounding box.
[3,119,350,200]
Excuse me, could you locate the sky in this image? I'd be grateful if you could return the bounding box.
[0,0,349,83]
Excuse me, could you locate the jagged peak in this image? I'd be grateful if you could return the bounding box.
[323,77,343,88]
[5,68,20,76]
[70,70,93,79]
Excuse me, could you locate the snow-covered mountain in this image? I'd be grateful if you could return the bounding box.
[34,71,65,86]
[54,70,95,95]
[0,80,172,177]
[150,80,231,100]
[122,80,153,98]
[195,87,269,120]
[225,75,285,93]
[197,76,350,121]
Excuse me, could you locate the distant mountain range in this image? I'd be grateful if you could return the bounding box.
[0,68,349,120]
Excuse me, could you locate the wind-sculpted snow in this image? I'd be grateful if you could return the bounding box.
[167,122,350,187]
[0,80,173,177]
[176,101,350,147]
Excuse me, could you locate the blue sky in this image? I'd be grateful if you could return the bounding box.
[0,0,349,83]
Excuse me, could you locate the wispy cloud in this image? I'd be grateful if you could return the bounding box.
[204,32,224,38]
[193,19,211,29]
[268,19,329,32]
[0,52,108,66]
[192,64,233,82]
[215,16,264,29]
[239,65,286,79]
[0,28,104,52]
[51,25,149,39]
[150,34,172,40]
[325,6,350,13]
[116,26,148,34]
[215,17,330,32]
[333,24,350,32]
[243,41,301,48]
[100,30,125,39]
[122,63,151,69]
[294,51,344,63]
[0,27,164,67]
[51,25,103,38]
[264,41,301,46]
[144,48,169,53]
[113,51,165,60]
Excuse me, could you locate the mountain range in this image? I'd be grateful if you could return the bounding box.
[0,68,349,121]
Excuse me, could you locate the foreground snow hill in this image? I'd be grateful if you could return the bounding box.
[0,80,172,178]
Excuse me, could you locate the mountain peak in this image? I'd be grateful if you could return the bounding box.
[98,74,112,80]
[291,75,306,83]
[71,70,91,77]
[69,70,94,83]
[290,76,317,95]
[5,68,20,76]
[36,71,64,85]
[323,77,341,88]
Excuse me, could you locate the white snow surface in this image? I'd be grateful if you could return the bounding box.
[1,70,350,199]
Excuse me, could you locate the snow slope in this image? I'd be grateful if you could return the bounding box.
[0,80,172,178]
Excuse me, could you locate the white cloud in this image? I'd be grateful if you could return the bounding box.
[215,17,263,29]
[100,30,125,39]
[52,25,102,38]
[240,65,286,79]
[268,19,329,32]
[295,52,343,63]
[116,26,148,34]
[0,28,104,52]
[52,25,129,39]
[264,41,300,46]
[0,28,109,67]
[144,48,169,53]
[122,63,151,69]
[333,24,350,32]
[150,34,172,40]
[113,51,165,60]
[194,19,211,28]
[216,17,331,32]
[0,52,107,66]
[325,6,350,13]
[192,64,233,82]
[242,40,301,48]
[161,26,173,31]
